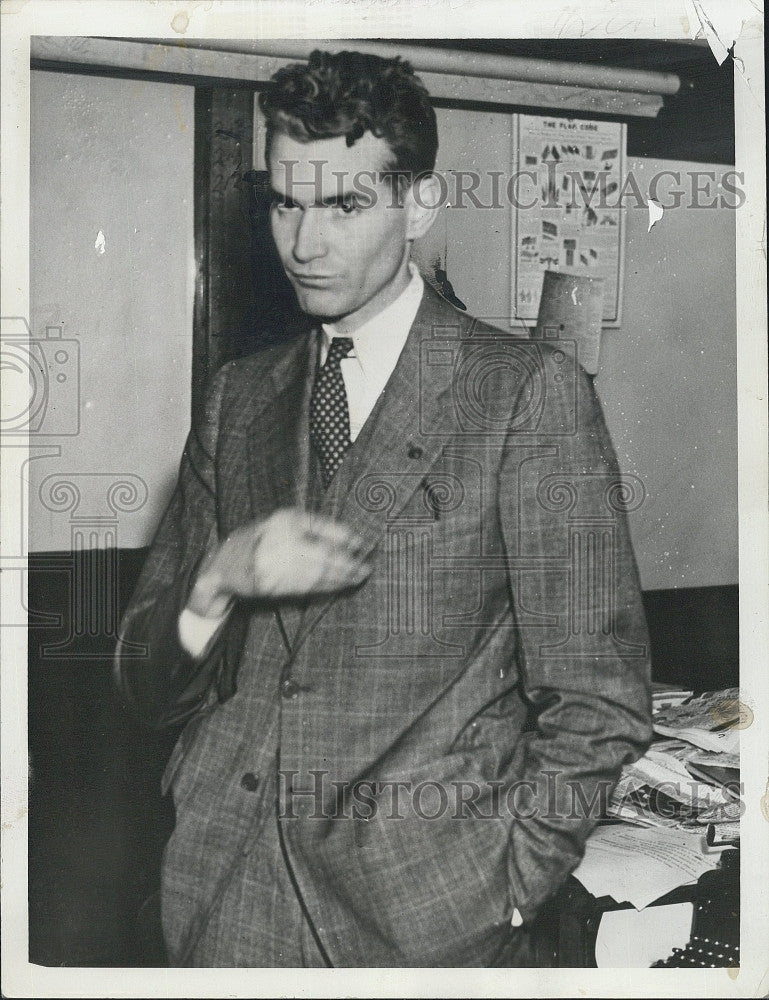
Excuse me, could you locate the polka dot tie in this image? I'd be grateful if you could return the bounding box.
[309,336,355,488]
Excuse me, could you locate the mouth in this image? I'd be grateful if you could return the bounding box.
[290,273,337,286]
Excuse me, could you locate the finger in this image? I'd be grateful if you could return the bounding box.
[277,508,367,559]
[256,546,367,596]
[282,549,369,594]
[315,554,372,590]
[308,532,367,565]
[265,533,364,569]
[297,512,365,552]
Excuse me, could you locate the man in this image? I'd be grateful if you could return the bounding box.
[116,49,652,968]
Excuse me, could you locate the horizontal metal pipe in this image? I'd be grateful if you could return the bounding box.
[175,37,680,96]
[31,37,671,117]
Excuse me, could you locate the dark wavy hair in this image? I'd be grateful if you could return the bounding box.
[258,49,438,177]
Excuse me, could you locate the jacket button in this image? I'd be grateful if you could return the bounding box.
[240,772,259,792]
[408,444,423,459]
[281,677,300,700]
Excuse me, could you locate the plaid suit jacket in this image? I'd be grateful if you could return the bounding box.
[115,282,652,967]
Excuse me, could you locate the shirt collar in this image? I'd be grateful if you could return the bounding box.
[321,263,424,381]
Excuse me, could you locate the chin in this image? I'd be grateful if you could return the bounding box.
[295,288,352,321]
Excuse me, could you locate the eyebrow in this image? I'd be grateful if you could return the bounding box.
[267,187,367,209]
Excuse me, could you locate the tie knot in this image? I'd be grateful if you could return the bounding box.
[324,336,354,367]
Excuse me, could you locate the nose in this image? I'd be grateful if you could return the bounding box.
[292,208,327,264]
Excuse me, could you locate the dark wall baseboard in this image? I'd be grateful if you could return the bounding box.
[26,548,740,683]
[27,548,175,967]
[26,548,738,966]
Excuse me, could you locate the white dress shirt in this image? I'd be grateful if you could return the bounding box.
[321,261,423,441]
[179,263,424,658]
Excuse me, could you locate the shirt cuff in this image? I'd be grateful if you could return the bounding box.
[178,605,231,658]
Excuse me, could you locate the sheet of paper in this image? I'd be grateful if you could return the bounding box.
[595,902,694,967]
[571,824,721,909]
[653,723,739,755]
[688,749,740,769]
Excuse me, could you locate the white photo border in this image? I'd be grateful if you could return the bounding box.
[2,2,766,997]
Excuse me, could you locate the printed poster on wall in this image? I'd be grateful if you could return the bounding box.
[512,114,626,326]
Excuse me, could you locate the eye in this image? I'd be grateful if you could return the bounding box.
[335,197,360,216]
[272,195,299,212]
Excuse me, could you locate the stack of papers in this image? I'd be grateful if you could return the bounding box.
[605,688,742,833]
[607,740,735,830]
[651,682,694,712]
[578,687,742,909]
[652,688,741,755]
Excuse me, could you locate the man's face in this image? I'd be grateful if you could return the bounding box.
[268,131,414,329]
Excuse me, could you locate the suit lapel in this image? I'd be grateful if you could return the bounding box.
[292,283,469,650]
[334,284,465,539]
[241,331,319,651]
[246,330,319,517]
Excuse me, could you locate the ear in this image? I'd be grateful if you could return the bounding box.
[405,174,443,242]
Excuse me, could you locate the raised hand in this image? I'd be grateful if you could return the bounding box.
[187,507,371,616]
